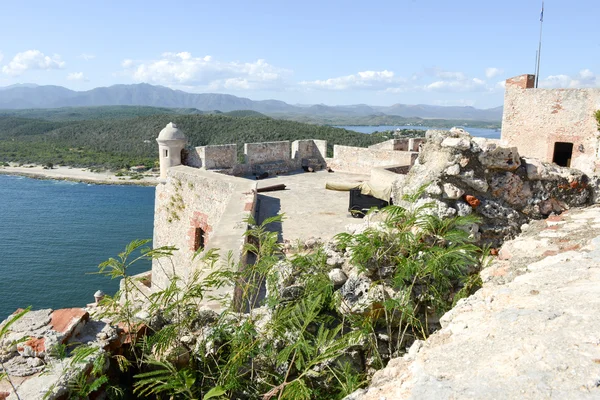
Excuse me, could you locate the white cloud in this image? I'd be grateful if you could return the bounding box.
[79,53,96,61]
[0,52,3,64]
[67,72,88,81]
[540,69,599,88]
[426,77,487,92]
[485,67,504,79]
[300,70,402,91]
[121,52,291,91]
[2,50,65,76]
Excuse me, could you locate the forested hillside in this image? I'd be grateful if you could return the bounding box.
[0,114,383,169]
[0,105,203,121]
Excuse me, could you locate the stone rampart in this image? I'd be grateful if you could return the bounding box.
[501,74,600,176]
[185,144,237,170]
[369,138,424,152]
[244,141,291,165]
[152,166,257,310]
[328,145,418,174]
[183,139,328,177]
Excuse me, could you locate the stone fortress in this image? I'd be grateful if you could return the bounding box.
[148,72,600,308]
[149,122,422,308]
[2,73,600,399]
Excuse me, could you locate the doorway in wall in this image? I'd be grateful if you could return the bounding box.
[552,142,573,167]
[193,227,205,251]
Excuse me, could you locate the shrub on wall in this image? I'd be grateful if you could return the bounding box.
[595,110,600,131]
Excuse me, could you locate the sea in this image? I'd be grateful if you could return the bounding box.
[336,125,501,139]
[0,125,500,320]
[0,175,155,320]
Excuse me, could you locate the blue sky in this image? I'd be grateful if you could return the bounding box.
[0,0,598,108]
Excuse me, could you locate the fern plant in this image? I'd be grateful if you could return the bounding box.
[335,192,485,363]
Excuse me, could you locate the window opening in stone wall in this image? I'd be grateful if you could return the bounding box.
[552,142,573,167]
[164,149,168,158]
[193,227,205,251]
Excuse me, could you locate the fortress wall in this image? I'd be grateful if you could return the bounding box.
[369,139,410,151]
[244,141,291,164]
[501,74,600,176]
[292,139,327,162]
[184,144,237,170]
[409,138,425,151]
[328,145,418,174]
[152,166,257,309]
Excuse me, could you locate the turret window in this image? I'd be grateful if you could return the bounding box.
[164,149,169,158]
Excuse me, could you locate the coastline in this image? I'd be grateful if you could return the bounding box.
[0,165,158,186]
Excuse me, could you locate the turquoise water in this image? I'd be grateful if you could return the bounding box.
[0,175,155,320]
[336,125,501,139]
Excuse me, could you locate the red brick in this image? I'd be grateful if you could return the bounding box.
[51,308,89,335]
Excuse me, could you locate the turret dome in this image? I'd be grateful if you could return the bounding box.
[157,122,186,141]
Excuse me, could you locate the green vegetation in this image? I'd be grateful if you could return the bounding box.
[595,110,600,130]
[222,110,267,118]
[27,195,485,399]
[0,114,383,169]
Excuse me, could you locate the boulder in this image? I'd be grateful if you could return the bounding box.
[442,183,464,200]
[478,145,521,171]
[328,269,348,286]
[441,137,471,150]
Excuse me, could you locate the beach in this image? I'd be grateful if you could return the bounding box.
[0,164,158,186]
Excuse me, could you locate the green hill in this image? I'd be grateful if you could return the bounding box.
[0,114,383,169]
[0,105,203,121]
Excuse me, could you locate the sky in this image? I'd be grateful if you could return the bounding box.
[0,0,598,108]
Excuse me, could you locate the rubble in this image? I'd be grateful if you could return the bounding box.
[0,305,126,399]
[394,129,592,247]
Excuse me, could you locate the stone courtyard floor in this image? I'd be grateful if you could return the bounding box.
[351,205,600,399]
[254,170,370,242]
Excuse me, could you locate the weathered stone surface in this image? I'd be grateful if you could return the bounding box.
[0,306,117,399]
[444,164,460,176]
[338,275,373,314]
[442,183,464,200]
[490,172,531,206]
[478,145,521,171]
[328,269,348,286]
[458,170,489,192]
[440,137,471,150]
[393,129,591,247]
[453,200,472,216]
[501,77,600,177]
[348,205,600,400]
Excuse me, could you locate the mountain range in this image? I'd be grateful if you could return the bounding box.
[0,83,503,121]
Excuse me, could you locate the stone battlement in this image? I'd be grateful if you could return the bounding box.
[183,138,418,177]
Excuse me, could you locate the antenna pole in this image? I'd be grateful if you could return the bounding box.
[535,1,544,88]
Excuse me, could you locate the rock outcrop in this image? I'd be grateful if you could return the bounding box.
[0,306,125,400]
[393,129,592,247]
[347,205,600,399]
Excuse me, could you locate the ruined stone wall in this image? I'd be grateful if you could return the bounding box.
[392,129,592,247]
[501,74,600,176]
[328,145,418,174]
[152,166,256,308]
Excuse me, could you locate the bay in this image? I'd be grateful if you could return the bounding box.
[336,125,501,139]
[0,175,155,320]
